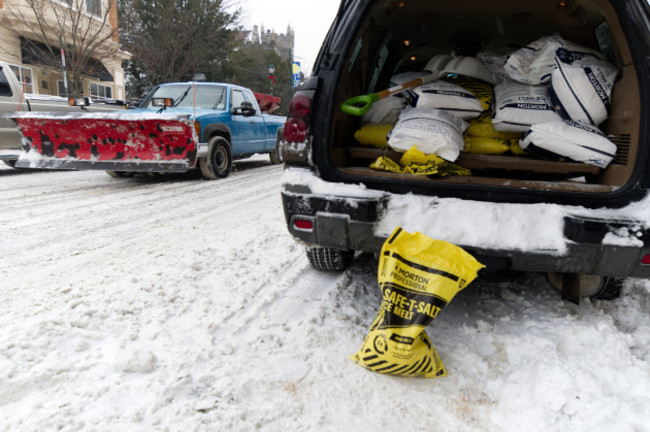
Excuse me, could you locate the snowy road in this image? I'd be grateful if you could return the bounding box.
[1,159,649,431]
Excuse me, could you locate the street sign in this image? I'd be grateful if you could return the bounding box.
[292,62,301,88]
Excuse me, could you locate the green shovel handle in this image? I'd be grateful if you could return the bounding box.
[341,93,379,116]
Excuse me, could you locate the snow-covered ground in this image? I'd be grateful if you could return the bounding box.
[1,158,649,431]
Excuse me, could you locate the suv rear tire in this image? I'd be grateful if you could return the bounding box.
[306,247,354,272]
[545,272,623,301]
[590,277,623,300]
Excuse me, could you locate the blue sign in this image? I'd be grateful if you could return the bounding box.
[292,62,301,88]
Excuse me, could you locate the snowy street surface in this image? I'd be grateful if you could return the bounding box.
[1,157,649,431]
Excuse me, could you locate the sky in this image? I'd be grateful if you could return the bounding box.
[238,0,341,76]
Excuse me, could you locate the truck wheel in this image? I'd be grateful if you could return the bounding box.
[306,247,354,272]
[105,170,133,178]
[200,136,232,179]
[269,128,283,165]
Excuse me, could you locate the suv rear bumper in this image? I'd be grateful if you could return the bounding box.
[282,168,650,279]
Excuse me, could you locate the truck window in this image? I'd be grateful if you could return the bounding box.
[0,69,13,97]
[243,90,261,115]
[231,89,246,109]
[140,84,225,109]
[195,86,226,109]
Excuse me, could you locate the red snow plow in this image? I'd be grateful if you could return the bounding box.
[8,111,200,172]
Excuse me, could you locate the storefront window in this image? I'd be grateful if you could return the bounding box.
[90,82,113,99]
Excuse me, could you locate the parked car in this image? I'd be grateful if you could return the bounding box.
[280,0,650,302]
[0,60,124,167]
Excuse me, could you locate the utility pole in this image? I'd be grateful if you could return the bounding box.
[289,49,293,99]
[268,64,275,95]
[59,37,69,98]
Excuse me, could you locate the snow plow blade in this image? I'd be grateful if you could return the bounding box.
[7,112,200,172]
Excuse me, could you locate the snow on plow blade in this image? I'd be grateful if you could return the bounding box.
[8,112,199,172]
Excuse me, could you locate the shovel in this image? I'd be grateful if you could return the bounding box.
[340,74,437,116]
[340,54,452,116]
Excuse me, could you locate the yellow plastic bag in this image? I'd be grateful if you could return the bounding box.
[369,156,403,173]
[351,227,484,377]
[400,146,445,166]
[369,146,472,177]
[354,124,393,148]
[509,138,527,155]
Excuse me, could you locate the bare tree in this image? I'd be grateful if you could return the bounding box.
[0,0,122,96]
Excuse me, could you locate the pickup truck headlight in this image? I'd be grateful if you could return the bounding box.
[194,121,201,138]
[152,98,174,107]
[68,97,90,107]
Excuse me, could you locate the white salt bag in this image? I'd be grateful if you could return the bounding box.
[388,108,467,161]
[504,35,604,85]
[549,54,617,126]
[413,81,483,119]
[520,120,617,168]
[390,71,432,86]
[423,54,453,76]
[361,94,406,125]
[478,52,510,81]
[492,81,562,132]
[442,56,497,85]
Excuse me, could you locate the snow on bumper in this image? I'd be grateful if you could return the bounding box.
[281,167,650,278]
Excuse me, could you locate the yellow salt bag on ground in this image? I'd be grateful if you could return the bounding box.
[351,227,484,377]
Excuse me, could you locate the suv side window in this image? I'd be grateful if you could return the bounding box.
[0,68,13,97]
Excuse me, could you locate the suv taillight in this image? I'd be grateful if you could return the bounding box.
[284,91,314,143]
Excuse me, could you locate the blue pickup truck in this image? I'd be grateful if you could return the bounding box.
[134,82,286,179]
[8,81,286,179]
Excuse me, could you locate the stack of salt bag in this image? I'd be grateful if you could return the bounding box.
[386,55,494,162]
[501,35,618,167]
[450,75,523,155]
[353,61,446,149]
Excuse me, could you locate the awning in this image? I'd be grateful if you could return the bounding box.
[20,38,113,81]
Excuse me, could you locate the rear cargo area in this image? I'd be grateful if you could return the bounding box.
[329,0,640,194]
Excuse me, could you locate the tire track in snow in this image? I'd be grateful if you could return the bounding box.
[0,164,280,218]
[0,163,284,273]
[212,264,347,337]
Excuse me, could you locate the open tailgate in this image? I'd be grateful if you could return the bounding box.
[7,111,200,172]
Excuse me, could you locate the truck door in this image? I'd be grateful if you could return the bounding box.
[229,88,255,156]
[242,89,267,153]
[0,66,28,153]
